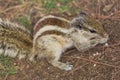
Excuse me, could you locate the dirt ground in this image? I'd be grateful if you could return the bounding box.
[0,0,120,80]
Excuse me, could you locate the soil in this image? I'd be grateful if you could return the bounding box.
[0,0,120,80]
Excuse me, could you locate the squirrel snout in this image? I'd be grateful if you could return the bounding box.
[100,34,109,44]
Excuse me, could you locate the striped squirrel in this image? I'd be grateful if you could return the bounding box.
[0,13,108,71]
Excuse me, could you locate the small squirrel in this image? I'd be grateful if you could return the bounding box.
[0,13,108,71]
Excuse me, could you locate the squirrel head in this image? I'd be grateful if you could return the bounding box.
[69,12,109,51]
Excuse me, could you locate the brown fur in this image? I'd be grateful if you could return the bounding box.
[33,17,70,35]
[0,20,32,58]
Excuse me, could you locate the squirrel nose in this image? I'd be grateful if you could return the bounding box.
[100,33,109,44]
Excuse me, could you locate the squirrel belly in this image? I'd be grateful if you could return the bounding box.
[0,19,33,59]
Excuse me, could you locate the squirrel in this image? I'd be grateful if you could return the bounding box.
[0,12,108,71]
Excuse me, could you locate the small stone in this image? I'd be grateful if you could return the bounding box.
[93,52,99,56]
[105,43,109,46]
[93,64,96,67]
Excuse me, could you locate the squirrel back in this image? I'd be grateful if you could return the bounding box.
[0,19,33,59]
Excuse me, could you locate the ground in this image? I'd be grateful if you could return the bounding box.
[0,0,120,80]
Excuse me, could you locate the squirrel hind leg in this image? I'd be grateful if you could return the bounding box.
[17,52,26,60]
[28,53,36,62]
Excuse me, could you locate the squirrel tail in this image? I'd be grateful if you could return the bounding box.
[0,19,33,59]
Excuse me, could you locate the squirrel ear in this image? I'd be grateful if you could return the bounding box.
[79,11,88,16]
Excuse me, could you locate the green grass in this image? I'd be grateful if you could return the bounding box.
[18,16,31,27]
[58,0,72,3]
[58,5,70,13]
[18,0,24,4]
[0,55,17,76]
[43,0,73,13]
[18,15,33,33]
[44,0,55,11]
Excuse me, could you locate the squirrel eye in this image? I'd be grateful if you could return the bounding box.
[76,25,82,29]
[90,29,96,33]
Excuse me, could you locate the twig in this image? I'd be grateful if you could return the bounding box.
[67,56,120,69]
[95,11,120,19]
[63,56,120,75]
[4,74,8,80]
[0,2,31,14]
[105,41,120,48]
[64,56,120,73]
[65,48,76,55]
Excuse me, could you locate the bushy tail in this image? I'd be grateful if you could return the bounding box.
[0,19,33,59]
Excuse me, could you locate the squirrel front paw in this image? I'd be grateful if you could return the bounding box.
[48,60,73,71]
